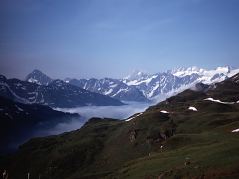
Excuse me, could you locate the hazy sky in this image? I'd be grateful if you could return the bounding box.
[1,0,239,79]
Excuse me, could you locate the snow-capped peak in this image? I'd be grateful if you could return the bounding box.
[170,66,235,84]
[172,66,232,78]
[122,65,239,101]
[172,66,204,77]
[124,70,149,81]
[215,66,231,73]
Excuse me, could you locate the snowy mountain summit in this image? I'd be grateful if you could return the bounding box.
[122,66,239,100]
[124,70,149,81]
[170,66,239,84]
[172,66,231,79]
[171,66,205,77]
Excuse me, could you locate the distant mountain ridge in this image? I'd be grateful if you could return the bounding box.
[122,66,239,99]
[17,66,239,103]
[63,66,239,102]
[0,74,124,108]
[68,78,148,102]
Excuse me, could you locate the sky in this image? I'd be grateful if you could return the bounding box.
[1,0,239,79]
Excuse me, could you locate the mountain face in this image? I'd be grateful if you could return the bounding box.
[68,78,148,102]
[123,66,239,99]
[25,69,52,85]
[64,66,239,102]
[3,73,239,178]
[0,96,80,154]
[0,75,124,108]
[123,72,201,98]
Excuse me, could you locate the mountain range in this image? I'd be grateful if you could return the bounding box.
[2,71,239,178]
[64,66,239,102]
[23,66,239,103]
[124,66,239,98]
[68,78,148,102]
[0,73,123,108]
[2,66,238,107]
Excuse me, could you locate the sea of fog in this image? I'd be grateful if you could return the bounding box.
[7,101,157,153]
[48,101,152,135]
[6,94,168,153]
[56,101,151,120]
[37,94,169,137]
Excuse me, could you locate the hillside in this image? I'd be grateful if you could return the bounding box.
[1,73,239,178]
[0,96,80,154]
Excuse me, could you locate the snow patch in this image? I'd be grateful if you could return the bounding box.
[160,110,169,114]
[28,78,40,85]
[15,105,24,111]
[126,112,143,122]
[188,106,198,111]
[148,82,160,98]
[110,84,118,88]
[204,98,235,104]
[112,88,128,97]
[232,128,239,133]
[104,89,113,95]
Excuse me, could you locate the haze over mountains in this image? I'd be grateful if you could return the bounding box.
[25,66,239,102]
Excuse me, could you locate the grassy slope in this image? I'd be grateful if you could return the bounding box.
[111,84,239,178]
[114,111,239,178]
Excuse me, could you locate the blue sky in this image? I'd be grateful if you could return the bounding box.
[1,0,239,79]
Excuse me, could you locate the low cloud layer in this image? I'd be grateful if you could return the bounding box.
[36,102,150,138]
[7,102,152,152]
[55,101,150,121]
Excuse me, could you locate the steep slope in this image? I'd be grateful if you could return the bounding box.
[124,72,200,98]
[68,78,148,102]
[2,73,239,178]
[25,69,53,85]
[0,96,80,154]
[0,75,124,108]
